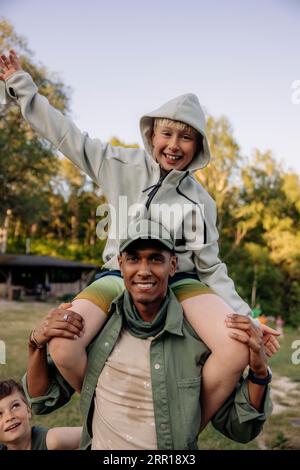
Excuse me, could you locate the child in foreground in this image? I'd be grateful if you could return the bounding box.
[0,380,81,450]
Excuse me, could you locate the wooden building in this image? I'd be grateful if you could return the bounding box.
[0,254,97,300]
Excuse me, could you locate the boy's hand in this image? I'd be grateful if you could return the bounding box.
[260,323,280,356]
[32,302,85,347]
[0,50,22,81]
[225,314,268,376]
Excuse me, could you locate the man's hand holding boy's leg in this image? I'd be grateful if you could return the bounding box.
[32,303,85,348]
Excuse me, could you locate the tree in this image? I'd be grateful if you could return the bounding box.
[195,115,242,232]
[109,136,139,149]
[233,151,300,323]
[0,19,70,249]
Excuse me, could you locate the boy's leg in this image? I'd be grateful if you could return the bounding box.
[48,275,124,392]
[171,280,249,430]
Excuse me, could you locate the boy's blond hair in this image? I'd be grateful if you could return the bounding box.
[153,118,197,135]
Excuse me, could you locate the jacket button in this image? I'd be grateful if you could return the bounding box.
[160,423,167,431]
[105,342,109,347]
[154,363,160,370]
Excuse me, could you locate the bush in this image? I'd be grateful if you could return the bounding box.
[58,293,77,302]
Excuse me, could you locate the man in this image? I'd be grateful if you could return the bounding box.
[24,220,272,450]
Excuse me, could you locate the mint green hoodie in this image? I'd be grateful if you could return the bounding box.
[3,71,251,315]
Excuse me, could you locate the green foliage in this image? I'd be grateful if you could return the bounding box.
[0,19,70,232]
[269,431,290,450]
[222,150,300,324]
[7,238,105,265]
[58,293,77,302]
[109,136,139,148]
[195,115,242,231]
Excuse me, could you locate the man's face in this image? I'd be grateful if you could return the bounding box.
[0,391,31,447]
[118,241,177,311]
[151,123,197,172]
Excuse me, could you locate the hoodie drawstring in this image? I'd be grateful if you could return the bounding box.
[143,174,167,210]
[142,170,207,244]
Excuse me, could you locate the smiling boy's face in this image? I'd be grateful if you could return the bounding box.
[0,391,31,448]
[151,120,197,172]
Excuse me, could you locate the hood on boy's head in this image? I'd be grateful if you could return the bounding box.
[140,93,211,171]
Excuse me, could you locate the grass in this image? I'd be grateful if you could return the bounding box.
[198,424,259,450]
[262,411,300,450]
[1,301,299,448]
[268,326,300,382]
[259,326,300,450]
[0,300,81,428]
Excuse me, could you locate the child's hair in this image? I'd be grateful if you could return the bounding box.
[154,118,196,134]
[0,379,27,404]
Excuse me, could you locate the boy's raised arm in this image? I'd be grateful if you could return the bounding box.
[0,50,118,185]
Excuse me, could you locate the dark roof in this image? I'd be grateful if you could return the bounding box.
[0,254,97,269]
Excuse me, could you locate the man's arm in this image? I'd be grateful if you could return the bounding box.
[225,313,271,410]
[209,314,273,443]
[46,426,82,450]
[27,339,51,398]
[211,377,272,443]
[26,304,84,397]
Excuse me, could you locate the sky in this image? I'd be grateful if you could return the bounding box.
[2,0,300,175]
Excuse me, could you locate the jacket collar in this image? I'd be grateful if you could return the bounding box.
[148,155,193,184]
